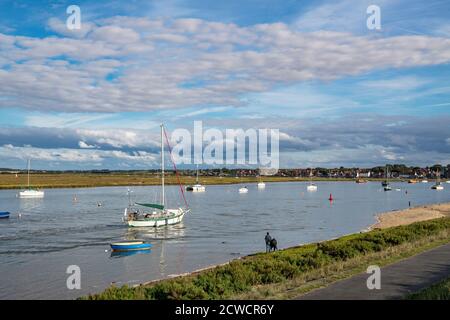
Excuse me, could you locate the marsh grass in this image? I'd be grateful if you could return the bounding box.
[406,277,450,300]
[0,173,391,189]
[83,217,450,300]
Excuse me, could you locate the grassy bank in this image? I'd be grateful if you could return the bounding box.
[407,277,450,300]
[0,173,391,190]
[84,217,450,300]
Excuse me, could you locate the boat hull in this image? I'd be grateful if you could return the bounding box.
[110,241,152,251]
[19,190,44,198]
[307,185,317,191]
[186,185,206,192]
[127,209,187,227]
[0,212,10,219]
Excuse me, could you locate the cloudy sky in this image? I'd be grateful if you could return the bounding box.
[1,0,450,170]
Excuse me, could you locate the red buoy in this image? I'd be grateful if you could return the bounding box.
[329,193,333,201]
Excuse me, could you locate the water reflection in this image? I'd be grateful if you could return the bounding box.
[110,249,152,258]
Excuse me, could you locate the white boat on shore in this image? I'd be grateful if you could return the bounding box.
[19,159,44,199]
[124,124,189,227]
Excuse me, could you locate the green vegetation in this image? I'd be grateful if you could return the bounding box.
[84,217,450,300]
[407,277,450,300]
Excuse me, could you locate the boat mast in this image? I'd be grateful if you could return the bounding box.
[161,124,165,208]
[27,159,30,189]
[196,164,199,184]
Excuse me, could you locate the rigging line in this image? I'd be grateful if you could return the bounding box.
[163,126,189,209]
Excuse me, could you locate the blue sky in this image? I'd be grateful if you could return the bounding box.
[0,0,450,169]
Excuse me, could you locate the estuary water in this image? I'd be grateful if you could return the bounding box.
[0,181,449,299]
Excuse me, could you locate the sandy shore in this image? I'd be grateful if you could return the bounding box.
[369,202,450,230]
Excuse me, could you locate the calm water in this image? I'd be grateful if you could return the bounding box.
[0,181,449,299]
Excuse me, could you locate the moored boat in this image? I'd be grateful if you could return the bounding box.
[19,159,44,199]
[110,240,152,251]
[124,124,190,228]
[431,170,444,190]
[186,165,206,192]
[239,186,249,193]
[0,211,10,219]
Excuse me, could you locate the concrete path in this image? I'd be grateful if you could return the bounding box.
[297,242,450,300]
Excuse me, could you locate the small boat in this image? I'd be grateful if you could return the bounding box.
[186,165,206,192]
[431,170,444,190]
[239,186,249,193]
[431,184,444,190]
[383,165,392,191]
[257,182,266,189]
[307,169,318,191]
[186,184,206,192]
[446,181,450,184]
[421,180,428,183]
[408,179,418,184]
[110,240,152,251]
[19,159,44,199]
[0,211,10,219]
[355,178,368,183]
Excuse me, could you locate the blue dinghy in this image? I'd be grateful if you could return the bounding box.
[0,212,10,219]
[110,240,152,251]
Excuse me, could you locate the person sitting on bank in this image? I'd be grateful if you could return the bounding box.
[265,232,272,253]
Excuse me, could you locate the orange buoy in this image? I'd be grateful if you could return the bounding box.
[329,193,333,201]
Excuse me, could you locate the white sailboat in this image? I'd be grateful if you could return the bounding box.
[239,186,249,193]
[257,174,266,189]
[306,169,317,191]
[186,165,206,192]
[19,159,44,199]
[431,170,444,190]
[124,124,189,227]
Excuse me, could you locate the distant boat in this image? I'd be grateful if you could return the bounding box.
[421,179,428,183]
[0,211,10,219]
[431,183,444,190]
[239,186,249,193]
[307,169,318,191]
[383,165,392,191]
[446,181,450,184]
[186,165,206,192]
[356,178,368,183]
[381,165,389,187]
[257,182,266,189]
[431,170,444,190]
[123,124,189,227]
[110,240,152,251]
[408,179,418,184]
[19,159,44,199]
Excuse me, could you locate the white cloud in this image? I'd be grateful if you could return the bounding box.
[78,141,97,149]
[1,16,450,114]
